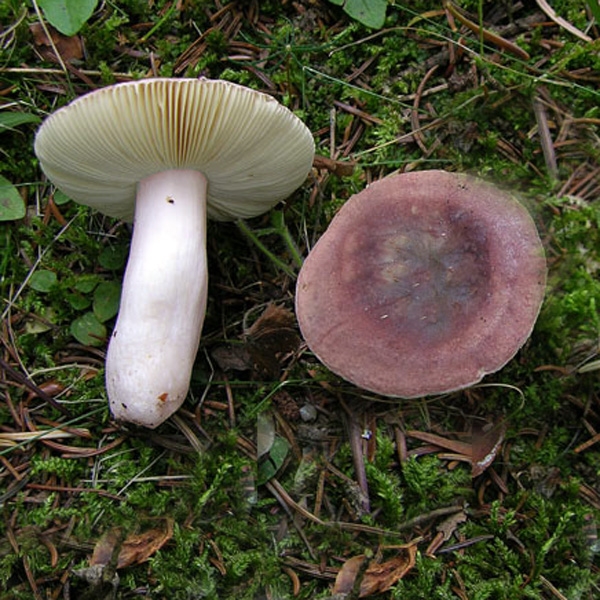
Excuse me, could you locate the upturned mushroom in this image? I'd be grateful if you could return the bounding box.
[295,170,546,398]
[35,78,314,428]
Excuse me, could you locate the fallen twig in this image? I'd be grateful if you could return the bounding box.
[444,0,531,60]
[536,0,593,43]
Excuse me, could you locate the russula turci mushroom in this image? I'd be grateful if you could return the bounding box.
[295,170,546,398]
[35,78,314,428]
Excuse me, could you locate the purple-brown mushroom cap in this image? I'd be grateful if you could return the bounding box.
[295,170,547,398]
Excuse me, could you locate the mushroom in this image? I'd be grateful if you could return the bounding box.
[35,78,314,428]
[295,170,546,398]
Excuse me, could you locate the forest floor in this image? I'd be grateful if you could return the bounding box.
[1,1,600,598]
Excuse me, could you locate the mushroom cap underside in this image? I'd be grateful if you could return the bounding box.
[34,78,315,221]
[295,170,547,398]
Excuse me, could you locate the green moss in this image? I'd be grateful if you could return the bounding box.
[401,455,471,513]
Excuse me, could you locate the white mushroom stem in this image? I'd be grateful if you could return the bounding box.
[106,169,208,428]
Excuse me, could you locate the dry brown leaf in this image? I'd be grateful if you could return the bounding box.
[408,422,506,477]
[25,378,66,401]
[89,520,173,571]
[471,421,506,477]
[90,528,123,568]
[211,344,253,372]
[246,304,300,377]
[333,545,417,597]
[116,518,173,568]
[246,303,297,339]
[30,23,84,63]
[211,304,300,376]
[333,555,369,597]
[407,430,472,456]
[313,154,356,177]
